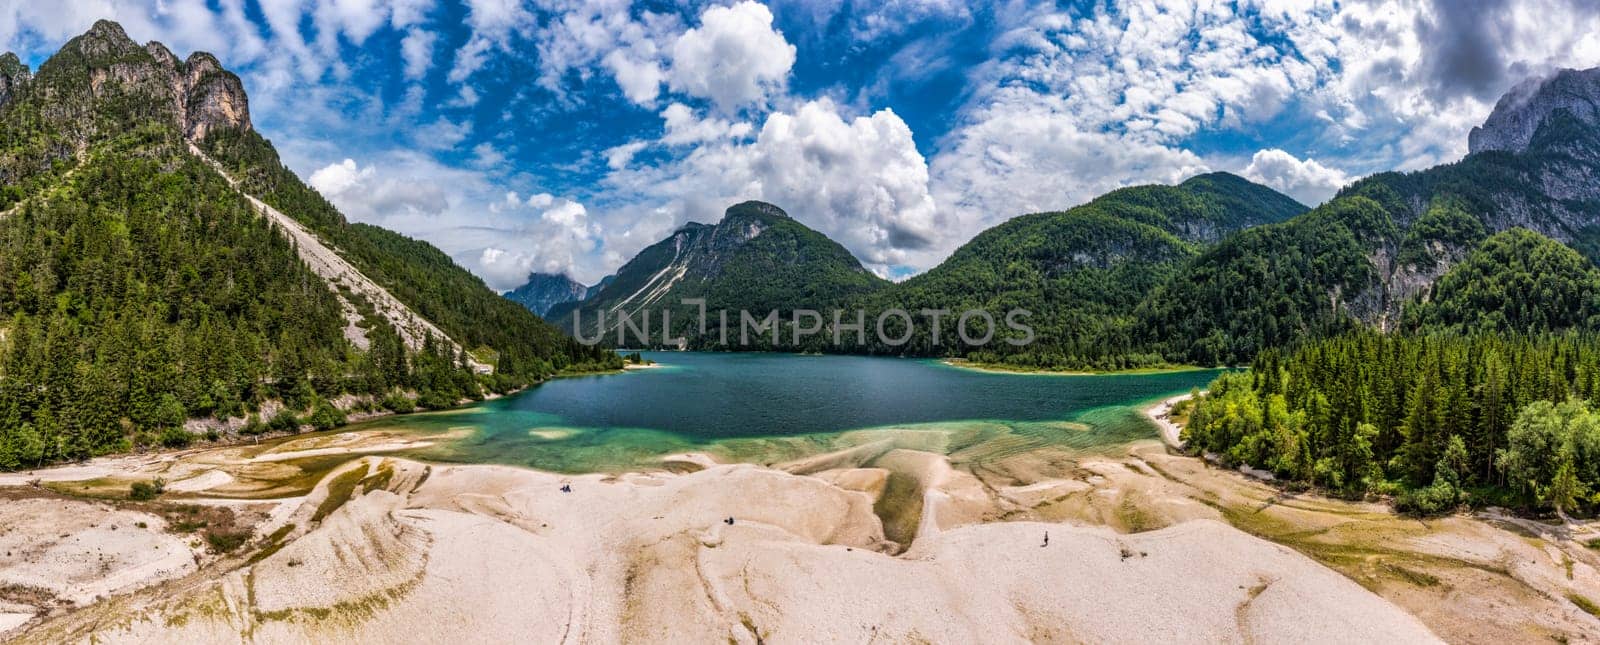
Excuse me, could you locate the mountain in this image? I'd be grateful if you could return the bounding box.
[554,200,888,345]
[1402,228,1600,333]
[841,173,1307,368]
[505,272,594,317]
[0,21,615,468]
[1141,66,1600,365]
[1468,68,1600,156]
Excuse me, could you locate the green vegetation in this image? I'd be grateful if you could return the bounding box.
[1186,332,1600,515]
[837,173,1306,369]
[1138,196,1393,366]
[128,478,165,501]
[561,201,888,347]
[1403,229,1600,333]
[311,465,367,523]
[197,126,621,384]
[0,21,619,470]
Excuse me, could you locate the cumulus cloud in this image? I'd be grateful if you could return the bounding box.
[467,206,599,288]
[603,49,664,103]
[306,154,602,290]
[525,0,679,103]
[659,103,752,145]
[1240,149,1352,206]
[668,1,796,113]
[602,99,938,274]
[447,0,533,82]
[930,92,1211,242]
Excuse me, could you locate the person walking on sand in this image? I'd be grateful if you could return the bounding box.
[1041,531,1049,547]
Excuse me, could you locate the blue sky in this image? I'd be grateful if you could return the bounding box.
[5,0,1600,288]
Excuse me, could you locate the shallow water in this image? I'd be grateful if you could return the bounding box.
[350,352,1222,473]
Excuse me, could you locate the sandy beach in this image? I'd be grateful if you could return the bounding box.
[3,415,1599,642]
[1145,393,1193,449]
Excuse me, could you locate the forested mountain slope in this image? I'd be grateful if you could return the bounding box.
[839,173,1307,368]
[0,21,613,468]
[552,200,889,344]
[1140,67,1600,366]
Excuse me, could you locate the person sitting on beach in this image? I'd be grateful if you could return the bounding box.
[725,516,735,525]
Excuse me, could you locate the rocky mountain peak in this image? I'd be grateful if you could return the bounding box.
[72,19,140,58]
[725,200,789,220]
[144,41,177,67]
[505,272,594,317]
[14,20,251,143]
[1468,67,1600,155]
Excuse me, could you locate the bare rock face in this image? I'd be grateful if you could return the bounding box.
[0,53,28,110]
[0,19,251,144]
[179,52,250,141]
[1469,67,1600,156]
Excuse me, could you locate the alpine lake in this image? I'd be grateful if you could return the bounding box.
[344,352,1223,473]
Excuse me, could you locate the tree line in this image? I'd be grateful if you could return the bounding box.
[1185,331,1600,514]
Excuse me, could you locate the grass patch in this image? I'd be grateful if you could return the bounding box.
[1569,593,1600,618]
[872,472,924,550]
[360,463,396,494]
[1379,561,1441,587]
[311,466,367,523]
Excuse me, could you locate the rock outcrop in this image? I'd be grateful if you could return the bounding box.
[1469,67,1600,156]
[0,53,29,110]
[0,19,251,146]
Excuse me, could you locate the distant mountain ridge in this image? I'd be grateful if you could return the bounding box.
[505,272,607,317]
[553,200,888,343]
[838,172,1308,366]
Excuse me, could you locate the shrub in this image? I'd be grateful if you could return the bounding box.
[205,530,250,553]
[267,412,300,432]
[380,393,415,414]
[1394,480,1460,516]
[415,390,455,410]
[306,401,347,431]
[129,478,165,501]
[159,427,193,448]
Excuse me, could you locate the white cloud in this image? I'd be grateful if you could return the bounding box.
[471,141,505,167]
[603,48,664,104]
[308,158,373,196]
[659,102,753,145]
[412,117,471,151]
[604,141,647,170]
[305,153,602,290]
[524,0,679,103]
[447,0,533,82]
[602,99,938,274]
[399,28,435,80]
[1240,148,1351,206]
[668,1,796,113]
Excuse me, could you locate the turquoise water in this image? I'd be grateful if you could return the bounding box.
[353,352,1221,472]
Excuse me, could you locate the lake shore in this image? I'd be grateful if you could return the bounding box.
[1143,393,1196,449]
[7,367,1600,642]
[939,358,1213,377]
[2,431,1448,643]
